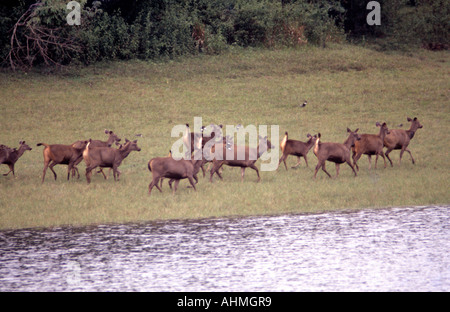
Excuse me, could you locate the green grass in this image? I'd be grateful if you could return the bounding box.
[1,44,449,230]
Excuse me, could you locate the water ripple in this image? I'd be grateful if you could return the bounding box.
[0,205,449,291]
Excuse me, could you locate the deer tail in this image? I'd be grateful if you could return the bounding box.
[148,159,153,172]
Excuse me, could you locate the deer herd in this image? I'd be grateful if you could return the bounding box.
[0,117,423,195]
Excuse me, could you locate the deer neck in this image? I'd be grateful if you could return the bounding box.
[343,135,355,149]
[14,146,27,161]
[119,144,132,159]
[305,138,315,152]
[378,128,387,141]
[106,135,115,146]
[406,124,419,139]
[257,143,268,159]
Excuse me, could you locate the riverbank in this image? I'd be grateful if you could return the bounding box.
[1,44,449,230]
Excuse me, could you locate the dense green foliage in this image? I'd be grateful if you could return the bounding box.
[0,0,448,70]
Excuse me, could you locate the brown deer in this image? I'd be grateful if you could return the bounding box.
[184,123,224,177]
[383,117,423,166]
[84,139,141,184]
[209,136,273,183]
[278,132,317,170]
[148,151,205,195]
[352,122,390,170]
[92,129,121,147]
[313,128,361,179]
[75,129,121,179]
[0,141,32,177]
[37,140,87,183]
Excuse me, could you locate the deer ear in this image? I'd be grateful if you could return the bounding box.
[407,117,412,122]
[414,117,417,121]
[133,140,137,143]
[306,133,311,138]
[347,128,351,133]
[355,128,359,132]
[376,122,380,127]
[318,133,321,138]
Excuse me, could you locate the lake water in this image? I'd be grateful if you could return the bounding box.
[0,205,448,292]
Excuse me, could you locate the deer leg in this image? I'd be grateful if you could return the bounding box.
[148,177,162,195]
[209,161,223,182]
[85,166,95,184]
[399,147,406,164]
[291,156,303,169]
[41,161,50,183]
[168,179,173,190]
[173,180,180,194]
[241,167,245,182]
[49,161,58,181]
[321,162,332,178]
[385,148,394,167]
[148,180,156,195]
[112,165,118,181]
[71,166,80,180]
[249,164,260,182]
[368,155,372,170]
[380,151,387,168]
[188,176,197,191]
[280,154,288,170]
[404,148,415,164]
[67,163,73,180]
[335,163,340,177]
[314,161,322,179]
[346,160,357,177]
[353,152,363,171]
[201,164,206,177]
[98,168,107,179]
[3,164,13,176]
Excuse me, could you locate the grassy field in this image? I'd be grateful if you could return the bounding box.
[0,44,449,230]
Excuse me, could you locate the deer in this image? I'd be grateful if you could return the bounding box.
[352,122,390,170]
[0,141,32,177]
[313,128,361,179]
[383,117,423,166]
[74,129,121,179]
[148,138,205,195]
[278,132,317,170]
[84,139,141,184]
[209,135,273,183]
[184,123,224,177]
[37,140,88,183]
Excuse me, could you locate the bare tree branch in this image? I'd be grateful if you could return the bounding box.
[6,1,81,71]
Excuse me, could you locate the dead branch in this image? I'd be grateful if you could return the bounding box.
[6,1,81,71]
